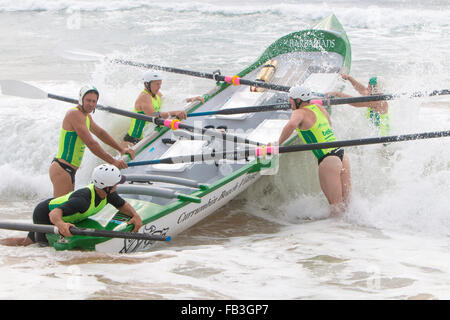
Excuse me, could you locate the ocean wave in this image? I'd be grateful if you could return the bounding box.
[0,0,148,12]
[1,0,449,30]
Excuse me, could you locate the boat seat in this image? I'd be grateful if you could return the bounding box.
[149,139,208,172]
[215,89,264,120]
[246,119,292,145]
[212,119,293,165]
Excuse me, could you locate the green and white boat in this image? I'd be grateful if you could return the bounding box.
[46,14,352,252]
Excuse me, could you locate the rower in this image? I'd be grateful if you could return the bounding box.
[122,71,205,146]
[50,85,136,198]
[277,85,351,216]
[0,164,143,247]
[326,74,390,136]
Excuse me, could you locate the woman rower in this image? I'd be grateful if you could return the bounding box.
[277,86,352,216]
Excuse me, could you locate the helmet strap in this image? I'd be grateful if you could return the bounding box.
[294,99,302,109]
[77,104,87,113]
[145,82,156,97]
[103,186,113,195]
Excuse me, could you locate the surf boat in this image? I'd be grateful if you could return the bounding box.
[47,14,352,252]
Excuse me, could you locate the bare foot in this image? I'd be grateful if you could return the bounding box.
[0,237,34,246]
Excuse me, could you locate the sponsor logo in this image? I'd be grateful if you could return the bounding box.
[289,32,336,50]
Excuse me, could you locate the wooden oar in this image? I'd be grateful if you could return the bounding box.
[58,48,292,92]
[127,129,450,166]
[0,80,262,146]
[187,103,291,117]
[0,221,171,242]
[312,89,450,106]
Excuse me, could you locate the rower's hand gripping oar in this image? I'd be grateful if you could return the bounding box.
[0,80,262,146]
[0,221,171,242]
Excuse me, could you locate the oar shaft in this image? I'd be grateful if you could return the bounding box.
[187,103,291,117]
[112,58,215,80]
[316,89,450,106]
[113,58,291,92]
[129,129,450,166]
[47,93,78,105]
[128,148,257,167]
[0,221,170,242]
[0,221,59,235]
[279,130,450,153]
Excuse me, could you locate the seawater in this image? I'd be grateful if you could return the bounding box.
[0,0,450,300]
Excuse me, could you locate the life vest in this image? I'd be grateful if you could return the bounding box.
[56,107,90,167]
[366,108,390,136]
[127,91,161,139]
[49,184,108,224]
[296,104,338,160]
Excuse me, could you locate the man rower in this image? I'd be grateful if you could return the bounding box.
[50,85,135,197]
[326,74,390,136]
[0,164,143,247]
[122,71,205,146]
[277,86,351,216]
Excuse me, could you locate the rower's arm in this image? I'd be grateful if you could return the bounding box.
[326,92,374,108]
[278,111,303,145]
[49,208,75,237]
[70,113,118,164]
[89,116,135,159]
[345,75,369,95]
[118,202,143,232]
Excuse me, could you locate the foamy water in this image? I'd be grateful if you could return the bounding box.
[1,0,450,300]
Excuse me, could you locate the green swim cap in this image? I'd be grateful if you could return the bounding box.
[369,77,377,86]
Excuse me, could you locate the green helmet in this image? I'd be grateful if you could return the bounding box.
[369,76,385,94]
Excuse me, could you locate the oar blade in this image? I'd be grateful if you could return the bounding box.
[56,47,106,62]
[0,80,48,99]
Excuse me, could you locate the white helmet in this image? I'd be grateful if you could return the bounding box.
[288,86,312,101]
[91,164,126,189]
[78,85,99,106]
[143,71,163,83]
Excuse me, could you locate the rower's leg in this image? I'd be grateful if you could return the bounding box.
[318,156,345,216]
[0,236,34,246]
[49,161,74,198]
[341,153,352,206]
